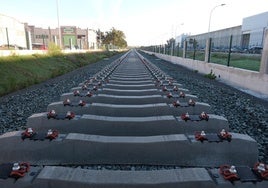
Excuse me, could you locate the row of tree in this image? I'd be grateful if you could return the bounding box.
[96,27,127,49]
[166,37,198,49]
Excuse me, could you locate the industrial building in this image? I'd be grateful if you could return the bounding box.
[178,11,268,51]
[0,13,97,50]
[241,11,268,47]
[0,13,27,49]
[26,25,97,50]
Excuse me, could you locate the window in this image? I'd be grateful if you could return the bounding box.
[35,35,48,39]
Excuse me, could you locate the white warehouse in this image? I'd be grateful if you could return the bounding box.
[0,13,27,49]
[241,11,268,47]
[182,11,268,50]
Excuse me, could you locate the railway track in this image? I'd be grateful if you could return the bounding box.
[0,50,267,187]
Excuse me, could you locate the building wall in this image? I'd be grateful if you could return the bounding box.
[0,14,27,49]
[76,27,87,49]
[180,12,268,50]
[29,26,50,46]
[49,28,60,45]
[175,34,187,47]
[242,11,268,47]
[87,29,97,49]
[26,26,97,50]
[186,26,242,49]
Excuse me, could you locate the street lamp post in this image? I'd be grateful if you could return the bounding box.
[171,23,184,56]
[206,3,225,63]
[174,23,184,56]
[208,4,226,33]
[56,0,62,48]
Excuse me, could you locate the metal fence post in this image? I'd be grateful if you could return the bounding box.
[260,29,268,74]
[227,35,233,66]
[183,40,187,58]
[205,38,211,62]
[193,39,196,60]
[6,27,10,49]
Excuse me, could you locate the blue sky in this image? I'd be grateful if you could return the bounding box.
[1,0,268,46]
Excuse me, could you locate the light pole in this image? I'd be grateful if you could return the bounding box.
[208,3,226,32]
[174,23,184,38]
[56,0,62,48]
[172,23,184,56]
[174,23,184,56]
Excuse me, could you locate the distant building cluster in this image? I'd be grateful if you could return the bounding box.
[0,13,97,50]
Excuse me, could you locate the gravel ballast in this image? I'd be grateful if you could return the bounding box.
[0,54,123,133]
[0,51,267,165]
[140,51,268,164]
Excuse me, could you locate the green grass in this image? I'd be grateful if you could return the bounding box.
[0,51,120,96]
[184,51,260,71]
[210,52,261,71]
[186,51,205,61]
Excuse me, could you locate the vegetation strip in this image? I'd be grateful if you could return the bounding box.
[0,51,120,96]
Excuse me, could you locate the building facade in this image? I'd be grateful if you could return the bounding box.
[242,11,268,48]
[186,26,242,50]
[182,11,268,51]
[0,14,27,49]
[26,25,97,50]
[87,29,97,49]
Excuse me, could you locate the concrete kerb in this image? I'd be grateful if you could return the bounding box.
[8,167,215,188]
[47,102,174,117]
[69,86,191,96]
[60,93,198,105]
[47,100,210,116]
[34,167,268,188]
[0,132,258,166]
[106,80,154,84]
[2,166,268,188]
[60,93,166,104]
[26,113,229,135]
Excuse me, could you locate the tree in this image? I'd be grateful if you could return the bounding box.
[166,38,175,49]
[102,27,127,48]
[96,29,105,48]
[189,38,198,48]
[96,29,105,44]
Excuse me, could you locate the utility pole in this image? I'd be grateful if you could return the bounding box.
[6,27,10,49]
[56,0,62,48]
[208,4,226,33]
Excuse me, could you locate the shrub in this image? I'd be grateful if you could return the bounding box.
[47,42,62,56]
[204,69,216,79]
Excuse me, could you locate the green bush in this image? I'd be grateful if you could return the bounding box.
[47,42,62,56]
[204,69,216,79]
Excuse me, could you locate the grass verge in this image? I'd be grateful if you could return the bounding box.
[185,51,261,71]
[0,51,120,96]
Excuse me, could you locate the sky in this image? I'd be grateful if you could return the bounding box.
[1,0,268,46]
